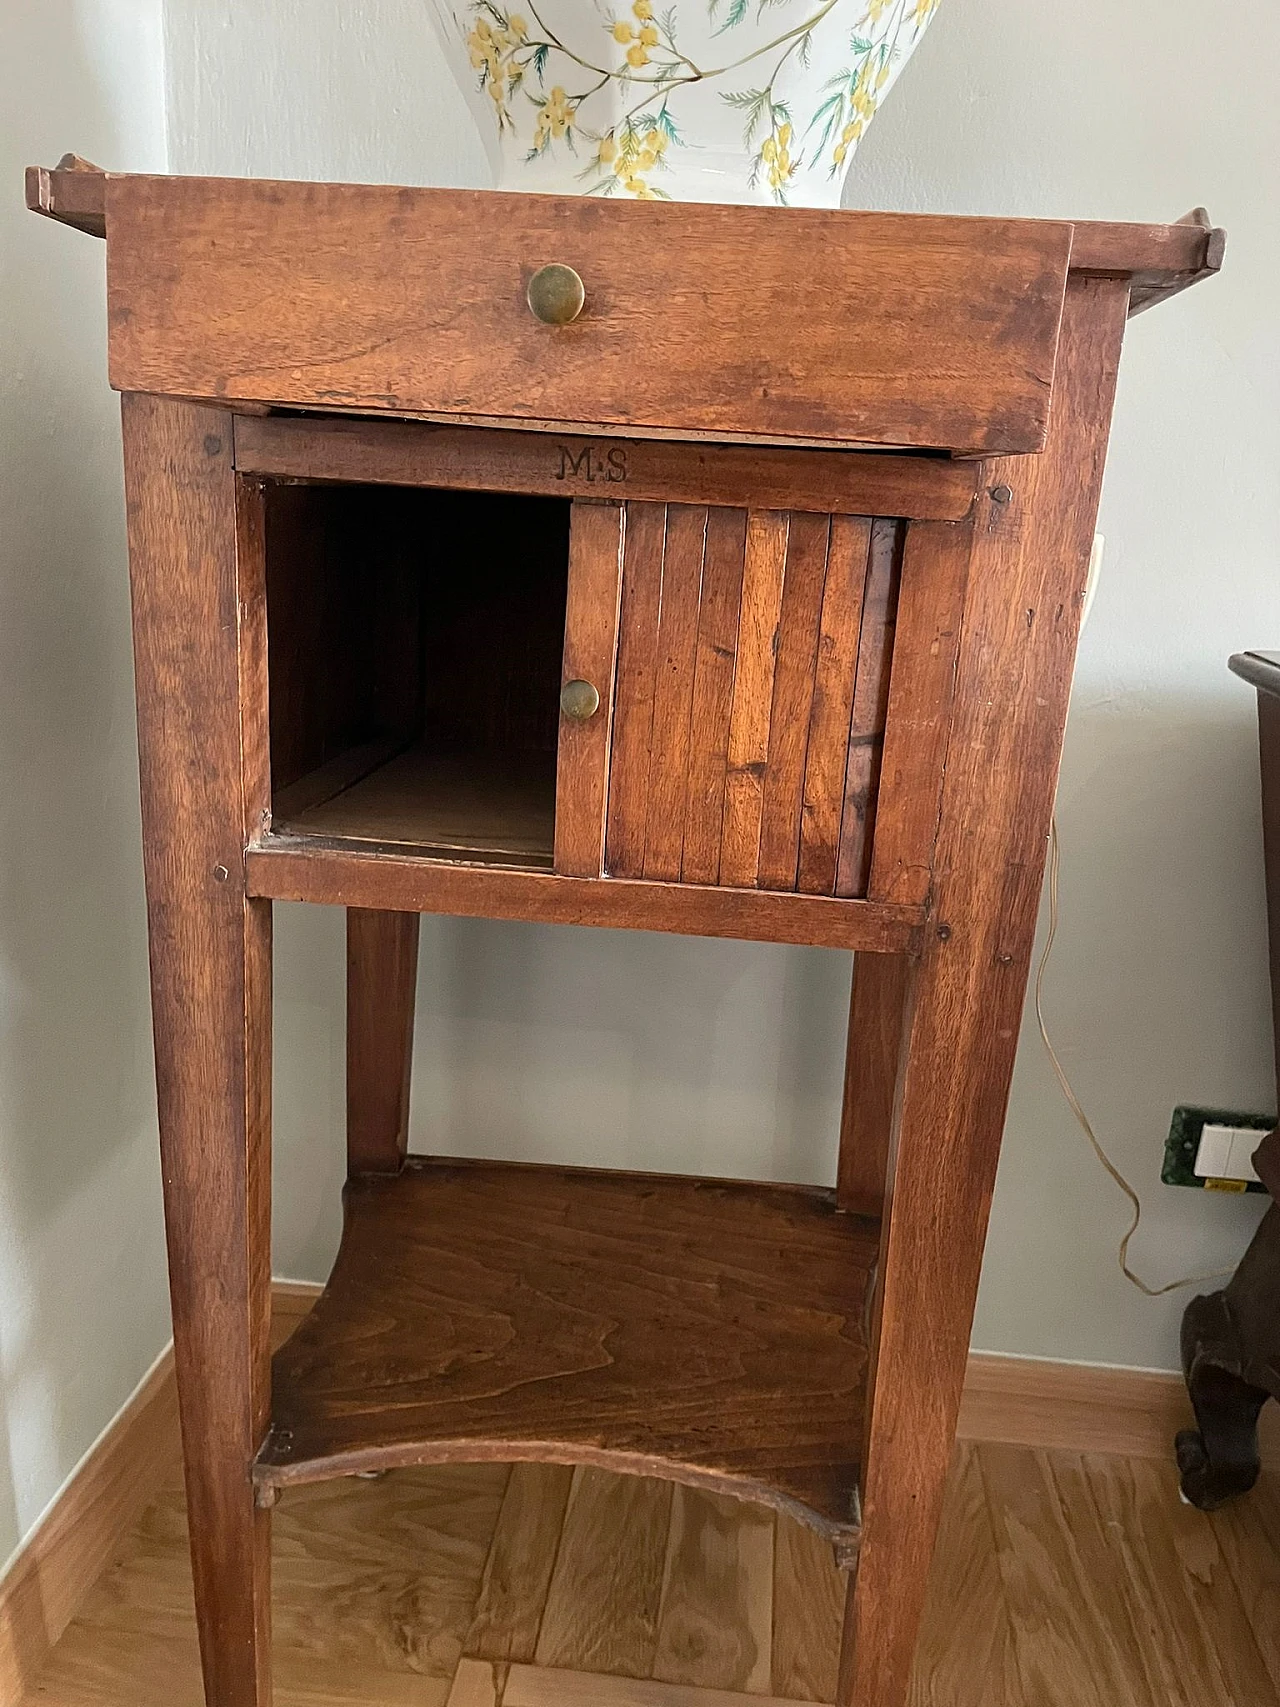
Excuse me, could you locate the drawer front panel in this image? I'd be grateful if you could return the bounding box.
[107,176,1071,454]
[606,502,901,896]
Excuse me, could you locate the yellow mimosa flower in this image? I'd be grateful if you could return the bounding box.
[613,19,634,41]
[633,0,654,17]
[599,134,618,163]
[626,40,650,65]
[508,13,528,35]
[638,23,659,44]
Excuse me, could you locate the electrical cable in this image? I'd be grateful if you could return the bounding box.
[1035,816,1235,1298]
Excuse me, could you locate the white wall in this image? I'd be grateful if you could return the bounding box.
[0,2,171,1571]
[163,0,1280,1375]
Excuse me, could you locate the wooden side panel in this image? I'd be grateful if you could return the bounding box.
[554,501,625,877]
[607,504,894,896]
[835,521,901,898]
[867,519,973,906]
[757,513,831,892]
[719,513,789,888]
[840,276,1131,1707]
[121,394,272,1707]
[643,506,709,881]
[107,178,1073,454]
[604,504,667,877]
[681,509,748,886]
[797,517,872,896]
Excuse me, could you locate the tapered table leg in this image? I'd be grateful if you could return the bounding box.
[836,952,911,1220]
[123,394,273,1707]
[347,908,420,1177]
[837,277,1131,1706]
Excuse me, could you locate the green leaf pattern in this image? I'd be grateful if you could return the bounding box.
[462,0,941,203]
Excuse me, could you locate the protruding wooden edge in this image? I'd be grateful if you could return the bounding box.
[245,839,925,954]
[1071,206,1225,316]
[25,155,107,238]
[250,1434,863,1570]
[27,164,1223,322]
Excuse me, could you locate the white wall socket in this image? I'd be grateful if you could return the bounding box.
[1194,1123,1263,1185]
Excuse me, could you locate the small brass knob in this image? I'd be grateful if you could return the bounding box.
[560,678,600,721]
[528,263,585,326]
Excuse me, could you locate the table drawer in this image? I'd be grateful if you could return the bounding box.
[106,176,1071,455]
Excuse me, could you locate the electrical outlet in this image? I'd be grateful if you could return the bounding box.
[1163,1105,1274,1194]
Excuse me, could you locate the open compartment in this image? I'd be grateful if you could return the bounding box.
[263,481,571,866]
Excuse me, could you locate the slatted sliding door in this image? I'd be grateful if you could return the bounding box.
[605,502,901,896]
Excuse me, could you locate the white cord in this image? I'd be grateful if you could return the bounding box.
[1035,816,1235,1297]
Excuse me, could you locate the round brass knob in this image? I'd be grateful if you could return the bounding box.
[527,263,585,326]
[560,678,600,721]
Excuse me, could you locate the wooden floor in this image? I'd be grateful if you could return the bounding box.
[21,1443,1280,1707]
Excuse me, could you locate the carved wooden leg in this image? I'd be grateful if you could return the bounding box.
[123,395,273,1707]
[347,908,420,1177]
[1176,1303,1269,1510]
[1177,1200,1280,1509]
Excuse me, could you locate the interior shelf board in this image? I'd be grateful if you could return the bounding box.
[273,745,557,867]
[254,1158,877,1561]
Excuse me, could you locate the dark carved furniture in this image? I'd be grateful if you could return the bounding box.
[28,157,1223,1706]
[1177,651,1280,1509]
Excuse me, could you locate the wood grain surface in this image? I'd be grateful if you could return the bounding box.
[840,277,1132,1707]
[606,503,894,897]
[280,750,558,866]
[796,518,872,896]
[535,1470,673,1677]
[345,908,419,1176]
[24,1437,1280,1707]
[466,1465,576,1664]
[652,1486,773,1694]
[833,520,899,899]
[866,519,971,907]
[555,501,626,876]
[254,1159,876,1557]
[32,161,1228,320]
[122,394,274,1707]
[835,952,911,1219]
[232,415,982,523]
[246,840,924,953]
[105,179,1073,452]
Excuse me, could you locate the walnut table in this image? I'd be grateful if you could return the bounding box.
[28,159,1224,1707]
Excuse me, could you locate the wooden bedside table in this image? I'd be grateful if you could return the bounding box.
[28,158,1223,1707]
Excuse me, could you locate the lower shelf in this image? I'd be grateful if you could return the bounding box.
[254,1158,877,1563]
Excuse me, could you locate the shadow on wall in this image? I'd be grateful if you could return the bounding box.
[271,907,854,1284]
[0,2,168,1564]
[977,683,1276,1367]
